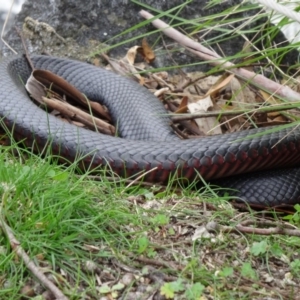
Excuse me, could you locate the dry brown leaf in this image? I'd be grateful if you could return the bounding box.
[125,45,140,65]
[41,96,115,135]
[102,53,134,77]
[154,71,168,80]
[92,58,102,67]
[259,90,279,104]
[188,95,222,135]
[83,244,101,252]
[144,77,159,89]
[176,96,189,113]
[232,82,256,106]
[216,76,257,131]
[139,76,146,85]
[119,48,147,84]
[205,73,235,99]
[153,87,169,97]
[270,115,286,122]
[28,69,111,121]
[25,72,48,105]
[138,38,155,63]
[150,73,174,91]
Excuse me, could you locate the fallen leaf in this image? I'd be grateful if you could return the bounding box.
[205,73,235,99]
[125,45,141,65]
[138,38,155,63]
[188,95,222,135]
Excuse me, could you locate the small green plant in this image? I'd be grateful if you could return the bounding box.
[241,262,257,280]
[185,282,205,300]
[136,235,157,257]
[98,283,125,299]
[137,235,150,254]
[283,204,300,225]
[218,266,234,278]
[250,240,269,256]
[290,259,300,276]
[160,279,185,299]
[160,279,205,300]
[151,214,169,226]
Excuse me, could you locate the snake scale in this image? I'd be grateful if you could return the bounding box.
[1,55,300,206]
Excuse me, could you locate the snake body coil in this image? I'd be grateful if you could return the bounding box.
[1,55,300,206]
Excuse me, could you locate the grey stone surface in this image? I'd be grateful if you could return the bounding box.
[1,0,298,72]
[0,0,24,48]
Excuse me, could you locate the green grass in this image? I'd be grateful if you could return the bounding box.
[1,142,300,299]
[92,0,300,77]
[0,145,139,297]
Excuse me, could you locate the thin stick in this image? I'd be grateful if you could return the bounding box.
[1,0,18,54]
[15,26,35,70]
[41,96,115,135]
[256,0,300,23]
[171,102,300,122]
[222,223,300,236]
[122,167,158,192]
[139,10,300,102]
[0,211,68,299]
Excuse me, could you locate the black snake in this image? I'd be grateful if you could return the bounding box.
[1,55,300,206]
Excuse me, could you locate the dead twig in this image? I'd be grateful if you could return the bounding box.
[1,1,17,54]
[0,214,68,300]
[139,10,300,101]
[222,223,300,236]
[170,123,190,139]
[171,103,300,122]
[41,96,115,135]
[134,255,183,271]
[15,26,34,70]
[122,167,158,192]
